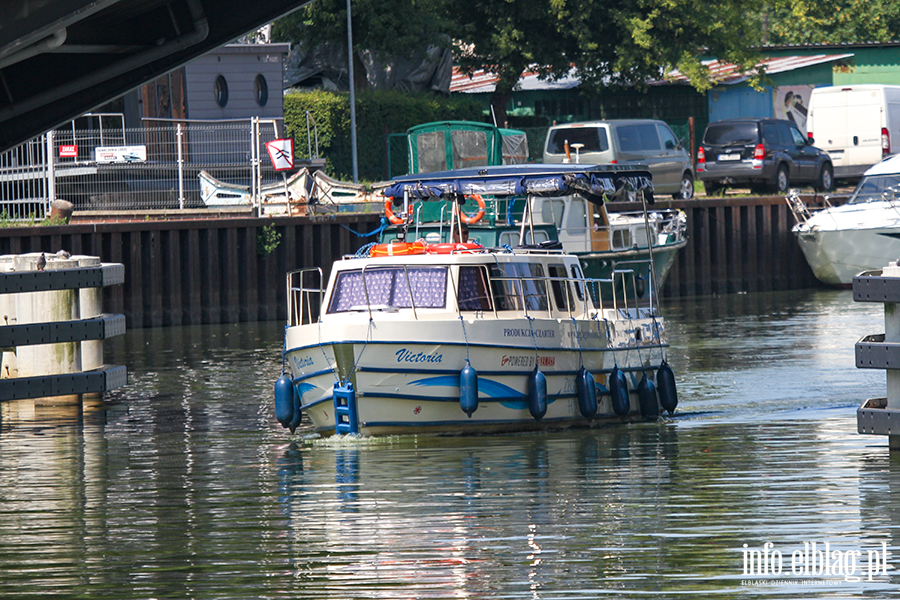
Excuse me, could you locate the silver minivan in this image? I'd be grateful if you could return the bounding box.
[543,119,695,199]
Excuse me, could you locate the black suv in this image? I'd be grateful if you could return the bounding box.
[697,118,834,195]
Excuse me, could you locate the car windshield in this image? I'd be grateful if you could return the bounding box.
[848,174,900,204]
[704,123,758,145]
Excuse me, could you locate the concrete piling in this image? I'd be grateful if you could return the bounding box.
[0,253,126,404]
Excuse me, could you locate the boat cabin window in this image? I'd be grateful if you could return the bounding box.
[548,264,574,311]
[569,264,585,302]
[611,228,632,250]
[451,130,489,169]
[542,199,565,228]
[499,230,551,246]
[611,226,650,250]
[327,267,448,313]
[566,198,587,231]
[490,263,548,312]
[457,266,493,311]
[416,132,447,174]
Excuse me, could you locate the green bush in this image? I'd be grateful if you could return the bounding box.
[284,89,484,182]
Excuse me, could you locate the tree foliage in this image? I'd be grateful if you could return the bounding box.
[763,0,900,44]
[272,0,452,86]
[275,0,770,125]
[448,0,767,124]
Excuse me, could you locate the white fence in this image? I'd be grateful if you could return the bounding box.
[0,117,300,216]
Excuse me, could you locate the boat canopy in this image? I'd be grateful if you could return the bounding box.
[382,164,653,205]
[407,121,528,173]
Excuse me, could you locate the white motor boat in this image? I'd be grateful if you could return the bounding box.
[274,164,678,437]
[789,154,900,286]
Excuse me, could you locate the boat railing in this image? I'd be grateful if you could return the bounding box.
[287,267,324,326]
[614,257,658,313]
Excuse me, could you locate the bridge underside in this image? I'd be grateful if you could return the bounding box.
[0,0,310,152]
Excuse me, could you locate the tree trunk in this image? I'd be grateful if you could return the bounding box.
[490,87,511,128]
[353,51,368,90]
[490,66,524,128]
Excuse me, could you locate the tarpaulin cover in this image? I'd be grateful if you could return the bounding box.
[382,164,653,204]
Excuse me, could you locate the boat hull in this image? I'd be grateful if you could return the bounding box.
[576,238,687,298]
[795,226,900,286]
[284,316,668,436]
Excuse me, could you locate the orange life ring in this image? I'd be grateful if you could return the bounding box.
[384,198,412,225]
[370,240,427,257]
[426,242,483,254]
[457,195,486,224]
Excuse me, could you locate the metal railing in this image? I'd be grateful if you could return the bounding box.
[0,116,309,217]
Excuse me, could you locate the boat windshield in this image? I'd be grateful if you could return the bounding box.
[848,174,900,204]
[327,267,448,313]
[490,263,548,312]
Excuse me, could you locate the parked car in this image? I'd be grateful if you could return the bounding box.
[543,119,695,199]
[807,84,900,180]
[696,118,834,195]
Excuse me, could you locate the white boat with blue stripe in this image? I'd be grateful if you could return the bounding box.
[274,164,678,436]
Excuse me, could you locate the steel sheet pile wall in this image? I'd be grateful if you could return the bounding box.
[0,215,382,328]
[0,197,823,329]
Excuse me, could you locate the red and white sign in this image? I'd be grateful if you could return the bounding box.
[265,138,294,171]
[59,144,78,158]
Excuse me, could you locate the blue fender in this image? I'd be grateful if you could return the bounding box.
[637,373,659,420]
[610,366,630,416]
[528,366,547,421]
[459,360,479,417]
[274,375,294,429]
[576,366,598,420]
[657,361,678,414]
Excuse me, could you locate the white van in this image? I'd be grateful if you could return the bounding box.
[806,84,900,179]
[542,119,695,199]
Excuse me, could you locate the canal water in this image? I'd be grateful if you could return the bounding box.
[2,288,898,599]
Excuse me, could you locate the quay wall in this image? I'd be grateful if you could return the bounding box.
[0,195,825,328]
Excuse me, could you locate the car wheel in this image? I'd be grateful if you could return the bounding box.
[673,173,694,200]
[704,182,724,197]
[774,164,790,194]
[817,163,834,192]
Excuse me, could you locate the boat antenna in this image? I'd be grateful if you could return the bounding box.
[490,105,498,128]
[639,187,661,316]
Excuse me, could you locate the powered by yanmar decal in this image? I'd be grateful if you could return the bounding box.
[500,355,555,368]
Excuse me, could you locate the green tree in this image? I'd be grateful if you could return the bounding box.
[764,0,900,44]
[449,0,766,126]
[275,0,767,125]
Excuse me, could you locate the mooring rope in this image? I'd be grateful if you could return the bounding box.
[458,314,471,363]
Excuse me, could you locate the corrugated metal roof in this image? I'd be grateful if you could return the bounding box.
[451,68,580,94]
[450,54,854,93]
[662,54,854,85]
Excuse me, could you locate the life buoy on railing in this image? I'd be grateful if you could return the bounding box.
[384,198,412,225]
[426,242,483,254]
[370,239,427,257]
[457,195,486,224]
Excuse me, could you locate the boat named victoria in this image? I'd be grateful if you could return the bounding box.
[273,164,678,437]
